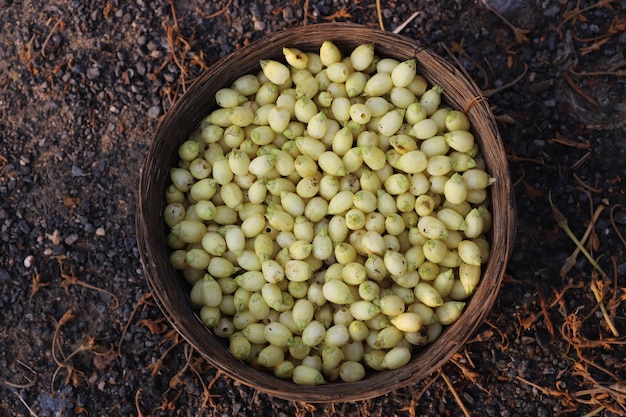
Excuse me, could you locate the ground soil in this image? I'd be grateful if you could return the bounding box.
[0,1,625,416]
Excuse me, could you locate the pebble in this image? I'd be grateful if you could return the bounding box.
[71,165,84,176]
[148,105,161,119]
[64,234,79,245]
[23,255,35,268]
[86,66,100,79]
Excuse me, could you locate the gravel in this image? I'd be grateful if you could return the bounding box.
[1,1,624,416]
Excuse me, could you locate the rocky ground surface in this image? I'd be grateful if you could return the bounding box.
[1,0,625,416]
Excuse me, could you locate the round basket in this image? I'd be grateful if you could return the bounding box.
[137,23,516,402]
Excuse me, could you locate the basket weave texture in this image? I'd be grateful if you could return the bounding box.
[137,23,516,402]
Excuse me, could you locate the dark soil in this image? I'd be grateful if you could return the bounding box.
[1,1,625,416]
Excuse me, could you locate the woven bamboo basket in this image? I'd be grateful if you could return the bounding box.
[137,23,516,402]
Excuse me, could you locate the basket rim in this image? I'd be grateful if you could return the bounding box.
[137,22,517,402]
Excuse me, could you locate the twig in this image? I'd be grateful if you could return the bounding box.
[547,133,591,150]
[573,173,603,193]
[440,370,471,417]
[570,152,591,170]
[393,11,420,34]
[506,154,546,165]
[562,72,599,107]
[375,0,385,31]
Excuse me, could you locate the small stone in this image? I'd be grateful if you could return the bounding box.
[86,67,100,79]
[148,105,161,119]
[65,234,79,245]
[71,165,83,176]
[24,255,35,268]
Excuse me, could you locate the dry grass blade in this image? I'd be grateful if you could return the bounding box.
[560,205,604,277]
[440,370,471,417]
[135,388,147,417]
[392,12,420,34]
[3,361,38,389]
[375,0,385,31]
[549,195,608,279]
[550,197,618,336]
[41,18,63,58]
[9,389,39,417]
[609,204,626,248]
